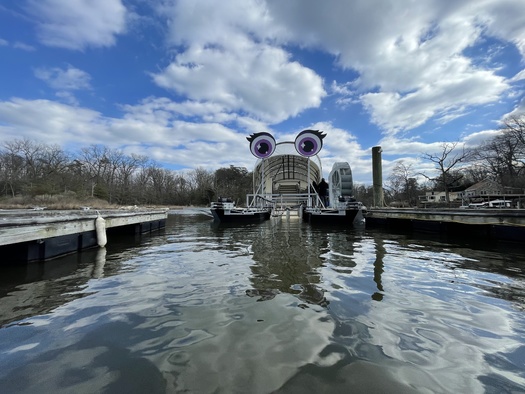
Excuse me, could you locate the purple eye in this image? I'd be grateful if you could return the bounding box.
[247,132,276,159]
[294,129,326,157]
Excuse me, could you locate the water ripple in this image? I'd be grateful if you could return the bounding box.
[0,212,523,393]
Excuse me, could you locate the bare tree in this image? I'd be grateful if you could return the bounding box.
[0,137,394,207]
[422,142,473,203]
[113,154,148,204]
[463,164,489,184]
[473,115,525,189]
[214,166,252,205]
[77,145,111,198]
[0,148,24,197]
[2,139,42,195]
[36,144,71,193]
[171,174,190,205]
[502,115,525,146]
[189,167,215,205]
[353,183,374,207]
[387,161,419,206]
[0,139,72,196]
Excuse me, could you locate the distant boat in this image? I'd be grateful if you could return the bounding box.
[210,197,271,222]
[468,199,512,209]
[210,130,367,224]
[487,199,511,208]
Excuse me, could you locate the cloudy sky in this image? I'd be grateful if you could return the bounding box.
[1,0,524,183]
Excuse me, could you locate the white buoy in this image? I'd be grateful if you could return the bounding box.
[95,212,107,247]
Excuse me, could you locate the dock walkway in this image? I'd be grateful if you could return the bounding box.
[366,208,525,242]
[0,209,168,263]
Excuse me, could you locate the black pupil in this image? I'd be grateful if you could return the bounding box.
[303,140,314,152]
[258,142,269,154]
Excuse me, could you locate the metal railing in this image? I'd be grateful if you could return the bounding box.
[247,192,325,210]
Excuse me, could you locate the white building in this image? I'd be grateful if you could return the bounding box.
[418,190,462,204]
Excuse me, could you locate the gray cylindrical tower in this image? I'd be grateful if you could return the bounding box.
[372,146,384,207]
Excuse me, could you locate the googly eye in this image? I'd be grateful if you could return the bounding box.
[247,132,276,159]
[294,129,326,157]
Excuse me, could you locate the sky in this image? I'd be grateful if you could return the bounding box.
[1,0,525,185]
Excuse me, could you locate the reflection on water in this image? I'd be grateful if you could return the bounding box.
[247,219,331,306]
[0,209,524,393]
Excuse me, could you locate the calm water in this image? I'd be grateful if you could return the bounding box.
[0,209,524,393]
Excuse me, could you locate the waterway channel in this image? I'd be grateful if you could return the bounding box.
[0,209,524,393]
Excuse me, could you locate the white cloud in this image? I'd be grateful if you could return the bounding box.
[34,66,92,105]
[152,0,326,123]
[121,97,224,124]
[378,136,446,156]
[153,43,325,123]
[13,41,35,51]
[294,121,373,181]
[263,0,523,132]
[158,0,282,48]
[0,38,34,51]
[34,66,91,91]
[510,69,525,83]
[361,69,508,132]
[2,0,523,183]
[373,129,506,182]
[27,0,127,50]
[0,98,103,145]
[149,0,523,132]
[55,91,79,106]
[330,81,360,109]
[330,81,354,97]
[478,0,525,57]
[0,98,263,171]
[120,97,271,138]
[0,95,509,183]
[502,100,525,120]
[462,129,500,147]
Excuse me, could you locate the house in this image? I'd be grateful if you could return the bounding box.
[463,179,503,199]
[463,180,525,207]
[418,180,525,208]
[418,190,462,204]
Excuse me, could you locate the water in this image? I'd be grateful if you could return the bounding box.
[0,209,524,393]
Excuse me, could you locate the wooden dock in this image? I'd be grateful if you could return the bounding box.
[0,209,169,263]
[366,208,525,242]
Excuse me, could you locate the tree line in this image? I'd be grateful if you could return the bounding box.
[0,140,252,206]
[1,114,523,208]
[386,115,525,206]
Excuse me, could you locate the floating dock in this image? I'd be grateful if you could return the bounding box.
[0,209,168,263]
[366,208,525,242]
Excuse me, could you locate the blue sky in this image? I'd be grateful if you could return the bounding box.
[1,0,524,184]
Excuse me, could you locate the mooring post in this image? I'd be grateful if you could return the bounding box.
[372,146,384,207]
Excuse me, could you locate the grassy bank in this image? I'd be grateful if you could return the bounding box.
[0,195,119,210]
[0,195,190,211]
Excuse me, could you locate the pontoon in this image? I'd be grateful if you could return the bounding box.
[210,130,367,224]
